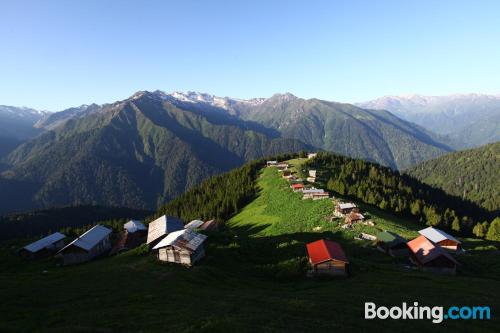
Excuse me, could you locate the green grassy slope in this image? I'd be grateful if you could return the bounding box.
[1,161,499,332]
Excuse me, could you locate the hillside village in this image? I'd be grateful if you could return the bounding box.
[19,154,468,277]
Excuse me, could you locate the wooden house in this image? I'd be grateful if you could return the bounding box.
[302,188,325,199]
[282,169,292,177]
[407,235,458,275]
[266,160,278,167]
[199,219,218,231]
[291,183,304,192]
[57,225,112,265]
[312,192,329,200]
[376,231,409,257]
[306,177,316,183]
[276,163,289,170]
[335,202,359,215]
[124,220,147,234]
[110,220,147,255]
[20,232,66,259]
[146,215,184,248]
[345,212,365,225]
[306,239,349,276]
[307,153,317,159]
[153,229,207,266]
[418,227,462,252]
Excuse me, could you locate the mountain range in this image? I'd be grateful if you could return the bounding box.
[357,93,500,148]
[0,90,495,214]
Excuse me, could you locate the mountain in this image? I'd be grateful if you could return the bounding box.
[0,91,308,215]
[357,94,500,148]
[0,106,48,157]
[182,92,452,170]
[407,142,500,212]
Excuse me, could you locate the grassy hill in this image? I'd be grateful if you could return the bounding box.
[1,160,499,332]
[407,142,500,212]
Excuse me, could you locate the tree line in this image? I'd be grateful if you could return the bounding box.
[305,152,499,240]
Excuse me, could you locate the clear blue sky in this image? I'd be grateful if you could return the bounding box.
[1,0,500,110]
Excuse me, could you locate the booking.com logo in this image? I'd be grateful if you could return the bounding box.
[365,302,491,324]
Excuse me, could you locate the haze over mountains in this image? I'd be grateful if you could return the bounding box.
[357,93,500,148]
[0,90,497,214]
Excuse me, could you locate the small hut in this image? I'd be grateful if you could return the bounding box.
[266,160,278,167]
[110,220,147,255]
[418,227,462,252]
[291,183,304,192]
[57,225,112,265]
[306,239,349,276]
[345,212,365,225]
[20,232,66,259]
[335,202,358,215]
[376,231,409,256]
[153,229,207,266]
[407,235,458,275]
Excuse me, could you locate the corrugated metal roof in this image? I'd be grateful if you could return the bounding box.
[306,239,349,265]
[302,188,324,194]
[153,229,207,251]
[23,232,66,253]
[339,203,357,210]
[146,215,184,244]
[185,219,205,230]
[59,225,111,252]
[407,235,458,265]
[124,220,147,233]
[419,227,461,244]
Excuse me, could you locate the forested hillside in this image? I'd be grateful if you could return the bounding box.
[306,152,495,237]
[0,92,308,214]
[407,142,500,212]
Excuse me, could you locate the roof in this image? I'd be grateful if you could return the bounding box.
[199,219,217,231]
[418,227,461,244]
[377,231,407,247]
[302,188,324,194]
[338,203,357,210]
[23,232,66,253]
[146,215,184,244]
[347,212,364,220]
[306,239,349,265]
[291,183,304,189]
[407,235,458,265]
[124,220,147,233]
[185,219,205,230]
[153,229,207,251]
[59,225,112,252]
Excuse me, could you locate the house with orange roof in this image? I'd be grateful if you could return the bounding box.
[407,235,458,275]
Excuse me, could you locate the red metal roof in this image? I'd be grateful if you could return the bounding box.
[291,183,304,189]
[306,239,349,265]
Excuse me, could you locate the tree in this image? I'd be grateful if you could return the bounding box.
[472,221,489,238]
[486,218,500,241]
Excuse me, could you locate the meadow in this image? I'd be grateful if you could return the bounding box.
[1,161,499,332]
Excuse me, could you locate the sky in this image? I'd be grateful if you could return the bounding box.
[1,0,500,111]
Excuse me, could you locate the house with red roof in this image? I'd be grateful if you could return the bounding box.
[407,235,458,275]
[290,183,304,192]
[306,239,349,276]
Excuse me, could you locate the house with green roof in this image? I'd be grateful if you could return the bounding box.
[376,231,409,257]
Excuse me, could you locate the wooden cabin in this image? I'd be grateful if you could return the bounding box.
[302,188,325,199]
[153,229,207,266]
[335,202,359,215]
[345,212,364,225]
[407,235,458,275]
[146,215,184,248]
[110,220,147,255]
[199,219,218,231]
[20,232,66,259]
[282,169,292,177]
[312,192,330,200]
[276,163,289,170]
[57,225,112,265]
[266,160,278,167]
[307,153,317,159]
[376,231,409,257]
[291,183,304,192]
[418,227,462,252]
[306,239,349,276]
